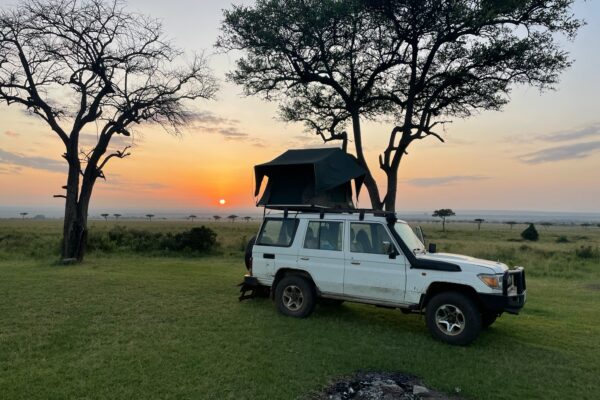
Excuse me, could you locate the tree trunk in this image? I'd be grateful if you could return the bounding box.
[62,153,85,261]
[442,218,446,232]
[350,112,383,210]
[61,153,96,262]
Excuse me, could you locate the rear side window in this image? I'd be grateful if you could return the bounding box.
[304,221,343,251]
[256,218,299,247]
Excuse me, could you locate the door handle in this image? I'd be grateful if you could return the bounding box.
[300,257,309,261]
[351,261,361,265]
[263,253,275,259]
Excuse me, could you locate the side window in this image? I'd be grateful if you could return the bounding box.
[304,221,343,251]
[350,223,394,255]
[256,219,299,247]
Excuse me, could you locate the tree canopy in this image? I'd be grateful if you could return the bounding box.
[218,0,581,210]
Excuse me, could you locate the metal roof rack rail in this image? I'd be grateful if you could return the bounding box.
[263,205,397,222]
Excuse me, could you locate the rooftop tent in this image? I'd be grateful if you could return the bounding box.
[254,148,367,208]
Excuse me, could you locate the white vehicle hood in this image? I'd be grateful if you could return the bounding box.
[416,252,508,274]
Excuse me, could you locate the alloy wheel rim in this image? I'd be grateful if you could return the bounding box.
[282,285,304,311]
[435,304,465,336]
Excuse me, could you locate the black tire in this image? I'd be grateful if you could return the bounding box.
[275,275,316,318]
[244,235,256,271]
[481,312,499,329]
[426,291,482,346]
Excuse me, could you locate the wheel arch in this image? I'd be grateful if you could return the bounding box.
[421,282,481,310]
[271,268,321,299]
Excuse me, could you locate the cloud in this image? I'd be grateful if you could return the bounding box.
[78,132,134,148]
[536,122,600,142]
[101,177,170,192]
[0,149,65,173]
[188,109,268,146]
[519,141,600,164]
[4,130,20,138]
[186,111,239,125]
[406,175,489,187]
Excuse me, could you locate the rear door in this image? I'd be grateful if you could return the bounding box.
[252,218,300,280]
[297,219,345,294]
[343,222,407,303]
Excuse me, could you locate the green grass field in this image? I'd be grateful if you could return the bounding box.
[1,219,599,399]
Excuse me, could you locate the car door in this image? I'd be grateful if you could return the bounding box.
[252,218,300,280]
[297,219,345,294]
[343,222,407,303]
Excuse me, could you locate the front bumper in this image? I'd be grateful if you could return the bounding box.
[479,267,527,314]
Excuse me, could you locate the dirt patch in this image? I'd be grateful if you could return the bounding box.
[310,371,463,400]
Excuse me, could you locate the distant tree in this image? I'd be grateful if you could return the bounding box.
[243,216,252,223]
[581,223,592,228]
[113,214,121,220]
[540,222,554,230]
[227,215,238,223]
[432,209,455,232]
[101,213,109,221]
[146,214,155,222]
[474,218,485,231]
[219,0,580,211]
[0,0,217,262]
[19,212,28,220]
[505,221,517,230]
[521,224,539,241]
[213,215,221,221]
[188,215,197,222]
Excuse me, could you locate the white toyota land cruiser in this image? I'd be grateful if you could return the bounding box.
[240,209,526,345]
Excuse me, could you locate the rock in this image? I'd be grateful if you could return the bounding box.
[413,385,429,395]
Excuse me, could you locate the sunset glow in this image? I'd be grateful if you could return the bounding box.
[1,0,599,215]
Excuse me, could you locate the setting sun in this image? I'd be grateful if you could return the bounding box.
[219,199,226,205]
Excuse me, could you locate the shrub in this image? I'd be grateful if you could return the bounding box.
[521,224,539,241]
[87,226,218,255]
[555,236,569,243]
[575,246,597,259]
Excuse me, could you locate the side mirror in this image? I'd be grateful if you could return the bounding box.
[428,243,437,253]
[383,242,397,259]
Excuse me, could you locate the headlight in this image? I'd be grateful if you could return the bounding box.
[478,273,503,290]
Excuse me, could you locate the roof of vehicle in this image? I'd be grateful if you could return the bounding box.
[263,210,408,224]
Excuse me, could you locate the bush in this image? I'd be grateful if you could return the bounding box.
[555,236,570,243]
[87,226,218,255]
[575,246,598,259]
[521,224,539,241]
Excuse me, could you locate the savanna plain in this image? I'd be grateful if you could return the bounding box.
[0,219,599,399]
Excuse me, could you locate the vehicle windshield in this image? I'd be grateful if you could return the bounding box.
[394,222,425,254]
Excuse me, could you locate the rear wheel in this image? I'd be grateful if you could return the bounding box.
[426,292,481,345]
[275,275,316,318]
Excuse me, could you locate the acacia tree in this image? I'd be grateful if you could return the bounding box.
[101,213,109,221]
[218,0,580,211]
[433,208,455,232]
[0,0,217,261]
[474,218,484,231]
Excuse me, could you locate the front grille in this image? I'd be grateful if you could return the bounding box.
[503,267,526,296]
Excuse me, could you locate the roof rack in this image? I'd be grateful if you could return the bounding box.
[264,205,398,223]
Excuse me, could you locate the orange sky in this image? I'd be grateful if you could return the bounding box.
[1,0,600,215]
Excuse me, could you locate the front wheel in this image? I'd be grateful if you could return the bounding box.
[426,292,482,345]
[275,275,316,318]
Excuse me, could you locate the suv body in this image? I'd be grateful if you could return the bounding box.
[241,210,526,345]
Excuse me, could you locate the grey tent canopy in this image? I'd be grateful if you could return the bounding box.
[254,148,366,208]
